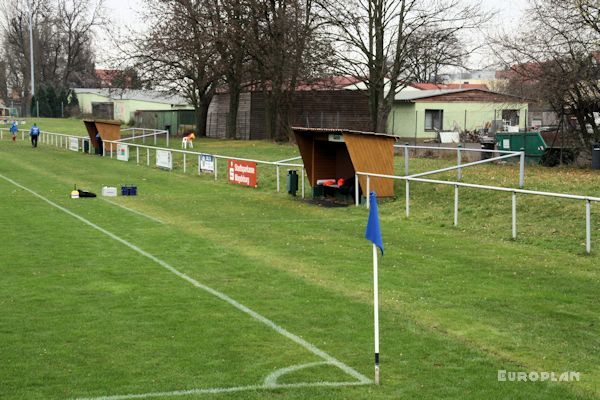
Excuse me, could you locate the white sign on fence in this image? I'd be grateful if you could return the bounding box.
[200,154,215,173]
[156,149,172,170]
[69,137,79,152]
[117,143,129,161]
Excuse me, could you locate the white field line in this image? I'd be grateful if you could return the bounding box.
[263,361,330,387]
[100,198,165,225]
[74,381,368,400]
[0,173,372,388]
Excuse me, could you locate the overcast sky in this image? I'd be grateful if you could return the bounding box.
[97,0,532,70]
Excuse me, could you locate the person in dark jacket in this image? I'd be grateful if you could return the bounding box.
[29,123,40,147]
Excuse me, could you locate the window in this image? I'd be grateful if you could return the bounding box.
[425,109,443,131]
[502,109,520,126]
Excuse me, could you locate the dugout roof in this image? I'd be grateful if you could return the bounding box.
[83,119,122,151]
[292,127,398,198]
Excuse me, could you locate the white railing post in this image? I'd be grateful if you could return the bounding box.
[166,131,170,147]
[454,185,459,226]
[404,144,409,176]
[355,174,359,206]
[512,192,517,240]
[136,147,139,164]
[154,133,157,146]
[277,165,280,192]
[366,175,371,209]
[214,157,218,181]
[457,144,462,181]
[405,180,410,217]
[147,149,150,166]
[183,153,187,173]
[586,199,591,255]
[519,149,525,188]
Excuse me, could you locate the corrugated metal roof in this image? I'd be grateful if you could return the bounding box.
[72,88,189,105]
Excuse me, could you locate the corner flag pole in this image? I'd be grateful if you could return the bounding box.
[373,242,380,384]
[365,191,383,385]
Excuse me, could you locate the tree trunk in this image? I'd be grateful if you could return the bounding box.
[195,102,209,137]
[226,82,240,139]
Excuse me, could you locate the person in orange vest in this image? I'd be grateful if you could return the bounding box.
[182,132,196,149]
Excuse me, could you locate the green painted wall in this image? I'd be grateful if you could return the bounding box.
[77,93,110,114]
[388,101,529,139]
[76,92,193,123]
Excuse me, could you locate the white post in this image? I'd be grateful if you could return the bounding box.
[405,180,410,217]
[457,145,462,181]
[214,158,218,181]
[366,175,371,209]
[301,167,305,199]
[154,133,157,146]
[586,200,591,255]
[519,149,525,188]
[166,131,170,147]
[404,144,409,176]
[454,185,459,226]
[512,192,517,240]
[355,174,359,206]
[277,165,280,192]
[372,243,380,385]
[198,155,201,175]
[183,153,187,173]
[136,147,139,164]
[147,149,150,166]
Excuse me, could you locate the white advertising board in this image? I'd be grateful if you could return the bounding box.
[116,143,129,161]
[200,154,215,173]
[69,137,79,152]
[156,149,172,170]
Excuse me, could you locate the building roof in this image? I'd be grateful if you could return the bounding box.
[292,127,399,139]
[72,88,189,106]
[409,82,489,91]
[395,88,526,102]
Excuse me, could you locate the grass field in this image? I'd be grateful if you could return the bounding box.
[1,120,600,399]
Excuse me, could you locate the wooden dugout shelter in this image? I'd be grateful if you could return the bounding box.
[293,127,398,198]
[83,119,122,153]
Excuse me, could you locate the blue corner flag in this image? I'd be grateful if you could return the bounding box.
[365,192,384,256]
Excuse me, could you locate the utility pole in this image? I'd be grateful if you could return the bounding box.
[27,0,35,116]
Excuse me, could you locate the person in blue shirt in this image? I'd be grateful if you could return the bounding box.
[9,121,18,142]
[29,123,40,147]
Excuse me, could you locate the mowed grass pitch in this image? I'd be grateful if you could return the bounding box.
[1,138,600,399]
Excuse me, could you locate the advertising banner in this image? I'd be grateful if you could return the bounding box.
[228,159,257,187]
[69,137,79,152]
[156,149,173,170]
[200,154,215,173]
[116,143,129,161]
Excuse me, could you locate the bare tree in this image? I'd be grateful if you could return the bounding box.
[122,0,219,136]
[493,0,600,150]
[0,0,102,115]
[321,0,489,133]
[406,28,466,83]
[205,0,251,139]
[246,0,331,141]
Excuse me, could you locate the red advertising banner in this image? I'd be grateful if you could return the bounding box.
[228,159,258,187]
